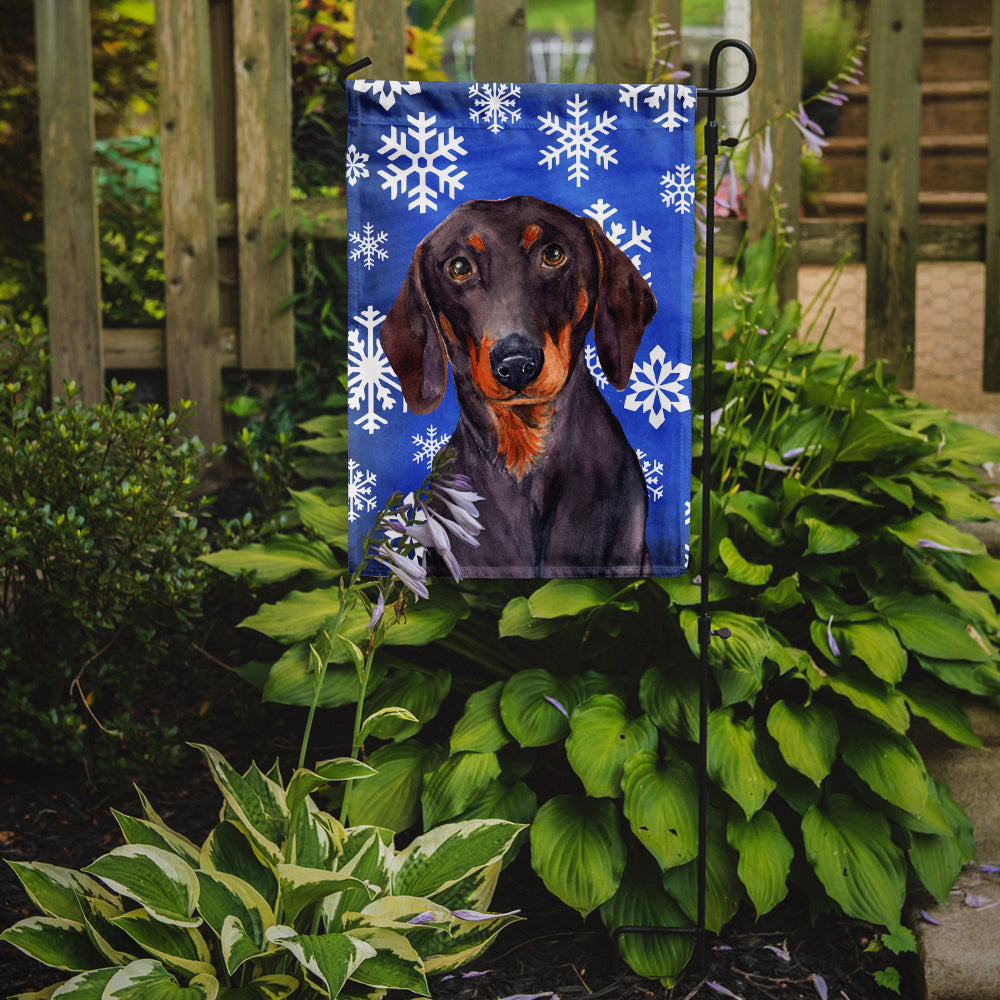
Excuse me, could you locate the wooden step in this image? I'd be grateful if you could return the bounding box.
[922,25,993,83]
[813,190,987,222]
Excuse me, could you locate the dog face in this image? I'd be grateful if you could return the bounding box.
[380,196,657,416]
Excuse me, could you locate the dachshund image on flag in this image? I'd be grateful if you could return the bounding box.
[380,195,657,577]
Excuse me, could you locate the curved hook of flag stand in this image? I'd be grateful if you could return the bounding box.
[338,39,758,976]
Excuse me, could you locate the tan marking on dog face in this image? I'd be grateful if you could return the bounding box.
[465,233,486,254]
[439,313,458,343]
[522,224,542,252]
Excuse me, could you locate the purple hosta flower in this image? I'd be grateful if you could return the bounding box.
[372,543,429,600]
[791,104,828,157]
[452,908,521,921]
[979,864,1000,874]
[707,983,742,999]
[747,124,774,191]
[763,944,791,962]
[367,590,385,631]
[811,974,828,1000]
[917,538,973,555]
[715,158,742,216]
[407,911,438,925]
[544,695,569,718]
[827,615,841,658]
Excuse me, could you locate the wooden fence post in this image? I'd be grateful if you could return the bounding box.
[34,0,104,405]
[157,0,223,445]
[233,0,294,369]
[983,0,1000,390]
[355,0,406,79]
[746,0,801,304]
[594,0,651,84]
[864,0,923,389]
[474,0,527,82]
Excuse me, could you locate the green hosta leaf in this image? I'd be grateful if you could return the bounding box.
[103,959,218,1000]
[241,589,344,644]
[260,643,385,709]
[839,718,929,817]
[499,670,584,747]
[765,701,838,786]
[803,517,859,556]
[393,819,524,900]
[727,811,793,917]
[835,410,927,463]
[346,926,428,994]
[362,667,451,740]
[967,553,1000,597]
[195,871,273,974]
[916,655,1000,697]
[707,708,776,818]
[359,706,421,742]
[265,926,375,997]
[621,751,698,871]
[277,865,374,925]
[639,664,699,742]
[530,795,626,917]
[802,793,906,926]
[566,695,658,798]
[835,621,907,684]
[112,812,201,868]
[5,862,118,923]
[906,472,998,522]
[901,680,982,748]
[111,909,214,978]
[450,682,511,754]
[421,751,502,828]
[909,827,965,905]
[84,846,200,928]
[527,578,621,617]
[755,573,804,614]
[681,611,770,706]
[911,562,1000,633]
[216,975,299,1000]
[347,740,442,832]
[288,488,348,548]
[886,512,985,557]
[661,811,741,933]
[874,594,995,662]
[600,853,694,987]
[200,822,278,910]
[724,490,784,545]
[935,421,1000,464]
[497,596,564,639]
[807,660,910,732]
[453,779,538,827]
[718,537,772,585]
[866,474,914,509]
[200,535,341,584]
[0,916,107,971]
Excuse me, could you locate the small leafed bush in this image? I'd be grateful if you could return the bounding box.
[0,317,218,782]
[1,744,524,998]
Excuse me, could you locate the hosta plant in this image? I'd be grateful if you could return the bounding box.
[1,744,523,999]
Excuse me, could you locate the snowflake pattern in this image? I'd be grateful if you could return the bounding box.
[353,80,421,110]
[348,305,400,434]
[661,163,695,214]
[345,144,370,187]
[537,94,617,187]
[625,345,691,429]
[618,84,696,131]
[378,112,469,213]
[348,459,378,523]
[469,83,522,133]
[348,222,389,270]
[413,425,449,468]
[635,449,665,502]
[584,343,609,390]
[584,199,653,280]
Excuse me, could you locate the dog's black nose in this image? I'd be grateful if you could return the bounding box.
[490,334,543,392]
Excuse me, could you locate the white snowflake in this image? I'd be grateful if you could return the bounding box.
[635,448,665,502]
[413,425,448,468]
[585,343,609,390]
[378,112,469,213]
[348,459,378,523]
[618,84,696,131]
[469,83,522,133]
[353,79,421,110]
[348,305,400,434]
[348,222,389,270]
[584,199,653,280]
[537,94,617,187]
[661,163,695,214]
[624,345,691,429]
[345,144,369,187]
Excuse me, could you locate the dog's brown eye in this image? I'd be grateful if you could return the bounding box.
[540,243,566,269]
[446,256,475,283]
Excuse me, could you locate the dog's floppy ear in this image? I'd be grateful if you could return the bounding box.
[583,217,657,391]
[380,242,449,414]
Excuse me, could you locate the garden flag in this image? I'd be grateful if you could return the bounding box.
[346,80,696,578]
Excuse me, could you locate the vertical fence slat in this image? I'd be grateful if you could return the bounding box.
[474,0,527,81]
[157,0,223,445]
[746,0,801,302]
[233,0,294,369]
[34,0,103,405]
[655,0,682,78]
[594,0,650,84]
[864,0,923,389]
[983,0,1000,390]
[355,0,406,79]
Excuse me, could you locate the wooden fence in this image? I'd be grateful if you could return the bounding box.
[33,0,1000,445]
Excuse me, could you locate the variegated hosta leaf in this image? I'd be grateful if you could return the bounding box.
[214,975,300,1000]
[200,822,278,910]
[391,820,524,901]
[276,864,376,925]
[285,760,375,824]
[450,682,511,754]
[421,751,501,829]
[621,751,699,871]
[421,906,523,975]
[600,853,694,987]
[110,908,214,979]
[499,669,584,747]
[0,916,107,972]
[765,700,838,786]
[77,894,135,966]
[802,793,906,926]
[265,925,376,998]
[112,810,202,868]
[4,861,118,922]
[565,695,658,799]
[288,802,343,870]
[195,871,274,974]
[345,926,429,995]
[83,845,200,928]
[42,966,118,997]
[322,829,393,931]
[529,795,626,917]
[102,958,218,999]
[706,707,776,819]
[727,810,793,917]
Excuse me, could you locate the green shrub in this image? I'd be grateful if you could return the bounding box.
[0,317,220,783]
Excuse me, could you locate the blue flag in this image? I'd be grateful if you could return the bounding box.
[346,80,695,578]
